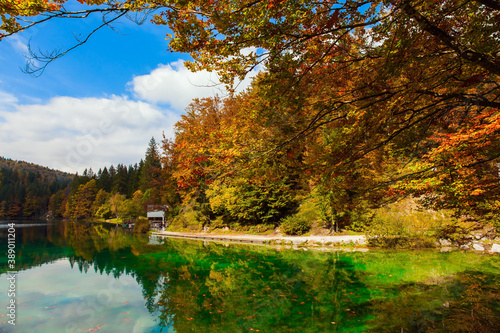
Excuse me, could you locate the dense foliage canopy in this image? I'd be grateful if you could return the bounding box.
[2,0,499,229]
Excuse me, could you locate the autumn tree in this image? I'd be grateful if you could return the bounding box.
[170,95,302,225]
[23,192,40,217]
[49,189,67,218]
[157,0,500,222]
[121,190,145,218]
[71,179,98,220]
[3,0,500,226]
[92,189,109,216]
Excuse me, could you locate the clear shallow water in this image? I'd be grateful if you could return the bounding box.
[0,220,499,333]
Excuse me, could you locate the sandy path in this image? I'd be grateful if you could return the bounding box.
[154,230,367,246]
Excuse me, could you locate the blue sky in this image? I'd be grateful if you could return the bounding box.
[0,10,258,174]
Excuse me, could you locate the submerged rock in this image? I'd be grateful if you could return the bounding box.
[439,239,452,247]
[491,244,500,253]
[472,242,485,251]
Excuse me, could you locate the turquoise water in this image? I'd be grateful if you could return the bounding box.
[0,220,499,332]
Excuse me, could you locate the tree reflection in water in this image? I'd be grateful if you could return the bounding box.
[2,220,499,333]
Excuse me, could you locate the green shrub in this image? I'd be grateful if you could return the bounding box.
[247,224,274,234]
[296,197,321,222]
[471,200,500,232]
[345,208,373,232]
[435,221,477,245]
[168,204,206,231]
[210,216,226,229]
[206,177,297,224]
[280,215,312,235]
[95,203,113,219]
[134,217,149,234]
[366,198,455,248]
[367,236,437,249]
[367,198,454,238]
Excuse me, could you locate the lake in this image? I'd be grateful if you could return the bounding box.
[1,220,499,332]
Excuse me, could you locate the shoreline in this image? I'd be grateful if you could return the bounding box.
[153,230,362,247]
[152,230,500,253]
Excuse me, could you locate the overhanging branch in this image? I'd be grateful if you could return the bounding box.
[22,10,129,77]
[397,0,500,76]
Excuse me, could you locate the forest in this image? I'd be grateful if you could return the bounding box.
[0,139,164,222]
[0,157,72,218]
[1,0,499,236]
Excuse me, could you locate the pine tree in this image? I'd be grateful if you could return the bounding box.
[140,137,161,192]
[112,164,129,195]
[98,167,112,192]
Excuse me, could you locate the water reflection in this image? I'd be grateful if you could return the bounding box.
[0,220,499,332]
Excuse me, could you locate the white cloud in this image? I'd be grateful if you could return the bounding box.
[0,94,179,173]
[130,60,224,110]
[130,59,261,110]
[0,90,19,111]
[0,56,263,174]
[7,35,29,54]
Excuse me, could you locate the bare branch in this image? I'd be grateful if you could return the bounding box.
[416,90,500,108]
[1,7,131,40]
[23,10,129,77]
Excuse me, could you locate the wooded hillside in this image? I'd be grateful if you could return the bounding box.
[0,157,72,218]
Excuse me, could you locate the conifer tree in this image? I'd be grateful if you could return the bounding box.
[140,137,162,204]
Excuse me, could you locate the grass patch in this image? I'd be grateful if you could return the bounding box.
[105,218,124,224]
[367,198,455,248]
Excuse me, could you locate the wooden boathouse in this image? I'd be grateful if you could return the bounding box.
[147,205,168,231]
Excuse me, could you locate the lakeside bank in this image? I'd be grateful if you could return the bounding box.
[152,230,500,253]
[154,230,367,247]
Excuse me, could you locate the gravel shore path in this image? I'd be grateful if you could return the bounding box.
[153,230,367,246]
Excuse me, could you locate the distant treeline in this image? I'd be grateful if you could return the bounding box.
[0,157,72,218]
[0,138,167,220]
